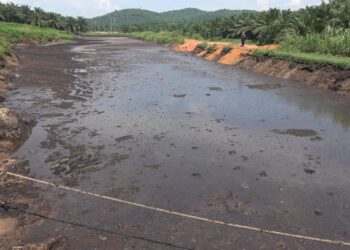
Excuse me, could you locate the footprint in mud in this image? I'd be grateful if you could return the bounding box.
[310,136,324,142]
[173,94,186,98]
[109,153,130,165]
[88,130,100,137]
[153,133,167,141]
[229,150,237,155]
[304,168,316,175]
[144,164,161,170]
[208,87,222,91]
[259,171,268,177]
[45,151,63,163]
[272,129,318,137]
[241,155,249,162]
[0,95,6,103]
[104,186,140,197]
[191,172,202,178]
[50,153,102,176]
[314,210,324,217]
[115,135,133,143]
[247,83,284,90]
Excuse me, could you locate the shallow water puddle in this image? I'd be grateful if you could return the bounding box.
[271,129,319,137]
[247,83,284,90]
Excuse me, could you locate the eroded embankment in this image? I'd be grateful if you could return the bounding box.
[175,39,277,65]
[237,55,350,95]
[0,54,52,249]
[174,39,350,95]
[0,54,32,160]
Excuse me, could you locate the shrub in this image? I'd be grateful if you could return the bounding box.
[221,46,232,55]
[120,31,185,44]
[0,22,73,59]
[206,44,217,54]
[281,27,350,57]
[195,42,208,52]
[253,49,350,70]
[0,36,10,59]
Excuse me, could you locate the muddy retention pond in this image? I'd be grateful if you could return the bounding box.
[2,37,350,249]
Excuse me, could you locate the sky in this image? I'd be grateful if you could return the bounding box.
[0,0,325,18]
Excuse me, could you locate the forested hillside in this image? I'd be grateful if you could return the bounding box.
[89,0,350,51]
[88,8,254,31]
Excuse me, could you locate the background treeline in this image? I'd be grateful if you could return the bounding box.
[89,8,255,32]
[0,2,88,33]
[90,0,350,51]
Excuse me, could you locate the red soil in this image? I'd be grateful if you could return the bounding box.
[175,39,278,65]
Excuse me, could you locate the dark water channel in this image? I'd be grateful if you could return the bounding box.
[4,37,350,249]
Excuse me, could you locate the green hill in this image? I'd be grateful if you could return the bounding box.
[90,9,162,27]
[89,8,254,29]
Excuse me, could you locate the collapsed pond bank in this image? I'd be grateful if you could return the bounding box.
[0,54,33,158]
[173,39,350,96]
[237,55,350,95]
[0,53,55,249]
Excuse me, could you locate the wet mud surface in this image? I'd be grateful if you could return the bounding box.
[2,37,350,249]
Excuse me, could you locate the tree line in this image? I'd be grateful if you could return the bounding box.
[0,2,88,33]
[96,0,350,45]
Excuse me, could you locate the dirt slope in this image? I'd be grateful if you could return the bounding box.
[237,55,350,95]
[175,39,278,64]
[175,39,350,95]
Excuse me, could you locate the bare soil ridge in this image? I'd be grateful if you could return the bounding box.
[174,39,350,95]
[237,55,350,95]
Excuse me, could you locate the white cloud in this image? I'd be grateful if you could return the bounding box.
[97,0,119,12]
[290,0,302,7]
[256,0,270,10]
[0,0,119,17]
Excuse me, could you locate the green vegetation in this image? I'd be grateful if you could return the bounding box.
[221,46,232,55]
[120,31,185,44]
[195,42,208,53]
[88,0,350,47]
[0,22,73,59]
[253,50,350,70]
[281,28,350,57]
[88,8,254,32]
[101,0,349,69]
[208,37,256,45]
[0,2,88,33]
[0,36,10,58]
[206,44,217,54]
[84,31,120,36]
[2,0,350,70]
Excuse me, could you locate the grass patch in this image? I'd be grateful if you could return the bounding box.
[116,31,185,44]
[206,44,217,54]
[282,28,350,57]
[0,36,10,59]
[253,49,350,70]
[84,31,120,36]
[195,42,208,53]
[0,22,73,59]
[208,37,257,45]
[221,46,232,55]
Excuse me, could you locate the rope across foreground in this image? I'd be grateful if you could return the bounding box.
[4,171,350,248]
